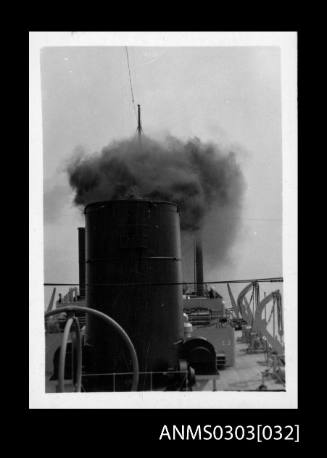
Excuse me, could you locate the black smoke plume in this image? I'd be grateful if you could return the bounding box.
[67,135,245,234]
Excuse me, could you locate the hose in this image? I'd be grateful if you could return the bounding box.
[72,316,82,392]
[58,316,73,392]
[58,316,82,392]
[45,306,139,392]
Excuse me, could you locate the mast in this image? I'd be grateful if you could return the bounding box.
[137,104,143,140]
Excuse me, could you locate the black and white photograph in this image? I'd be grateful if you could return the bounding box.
[29,32,297,409]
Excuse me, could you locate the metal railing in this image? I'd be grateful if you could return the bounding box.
[82,370,189,392]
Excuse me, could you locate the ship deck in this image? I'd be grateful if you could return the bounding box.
[193,330,285,391]
[45,328,285,392]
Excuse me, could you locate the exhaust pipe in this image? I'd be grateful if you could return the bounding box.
[195,234,204,296]
[78,227,86,299]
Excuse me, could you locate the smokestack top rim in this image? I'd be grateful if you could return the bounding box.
[84,199,179,214]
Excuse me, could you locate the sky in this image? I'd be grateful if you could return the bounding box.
[41,45,282,305]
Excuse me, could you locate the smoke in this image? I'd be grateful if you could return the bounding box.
[67,134,245,235]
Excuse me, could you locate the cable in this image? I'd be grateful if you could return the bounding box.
[51,212,282,223]
[225,216,282,222]
[44,277,283,288]
[125,47,137,119]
